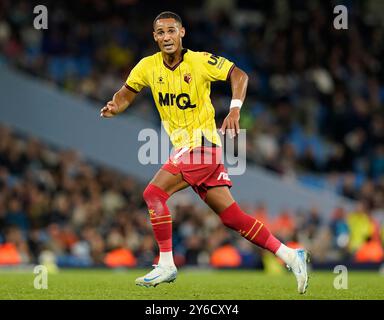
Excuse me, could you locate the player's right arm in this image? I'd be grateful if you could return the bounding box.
[100,57,149,118]
[100,86,137,118]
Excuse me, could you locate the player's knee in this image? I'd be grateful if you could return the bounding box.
[143,184,156,206]
[143,183,169,207]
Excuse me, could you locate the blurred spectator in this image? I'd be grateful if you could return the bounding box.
[210,243,241,268]
[347,201,375,253]
[5,197,29,232]
[104,248,137,268]
[329,207,350,254]
[354,236,384,263]
[271,209,295,241]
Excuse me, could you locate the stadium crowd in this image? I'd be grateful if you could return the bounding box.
[2,0,384,210]
[0,125,383,268]
[0,0,384,267]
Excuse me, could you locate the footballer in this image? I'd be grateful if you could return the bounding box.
[100,11,310,294]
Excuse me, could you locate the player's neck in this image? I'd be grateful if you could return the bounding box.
[162,47,184,68]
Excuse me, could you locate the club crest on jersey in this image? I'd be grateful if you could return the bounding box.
[183,73,192,84]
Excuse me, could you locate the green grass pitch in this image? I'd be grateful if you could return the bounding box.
[0,269,383,300]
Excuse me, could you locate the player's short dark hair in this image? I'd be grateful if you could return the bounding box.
[153,11,182,28]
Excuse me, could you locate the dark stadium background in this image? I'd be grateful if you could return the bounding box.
[0,0,383,274]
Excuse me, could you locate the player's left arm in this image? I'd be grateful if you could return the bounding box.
[220,66,248,138]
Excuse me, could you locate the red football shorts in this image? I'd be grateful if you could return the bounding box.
[162,146,232,200]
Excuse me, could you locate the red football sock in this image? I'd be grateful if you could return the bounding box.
[219,202,281,253]
[143,184,172,252]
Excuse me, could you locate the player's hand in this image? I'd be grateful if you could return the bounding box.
[220,108,240,138]
[100,101,119,118]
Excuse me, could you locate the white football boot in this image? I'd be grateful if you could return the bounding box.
[135,264,177,288]
[286,249,310,294]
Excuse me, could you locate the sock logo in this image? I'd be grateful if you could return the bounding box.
[238,229,246,236]
[149,209,156,217]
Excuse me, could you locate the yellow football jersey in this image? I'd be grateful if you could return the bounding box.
[125,49,235,149]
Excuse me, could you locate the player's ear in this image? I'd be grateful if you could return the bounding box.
[153,31,157,42]
[180,27,185,38]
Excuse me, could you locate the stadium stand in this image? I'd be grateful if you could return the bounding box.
[0,0,383,268]
[0,125,382,268]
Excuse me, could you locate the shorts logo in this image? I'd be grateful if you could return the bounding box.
[149,209,156,217]
[217,172,230,181]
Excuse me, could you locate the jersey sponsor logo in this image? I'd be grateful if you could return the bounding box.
[158,92,196,110]
[217,172,230,181]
